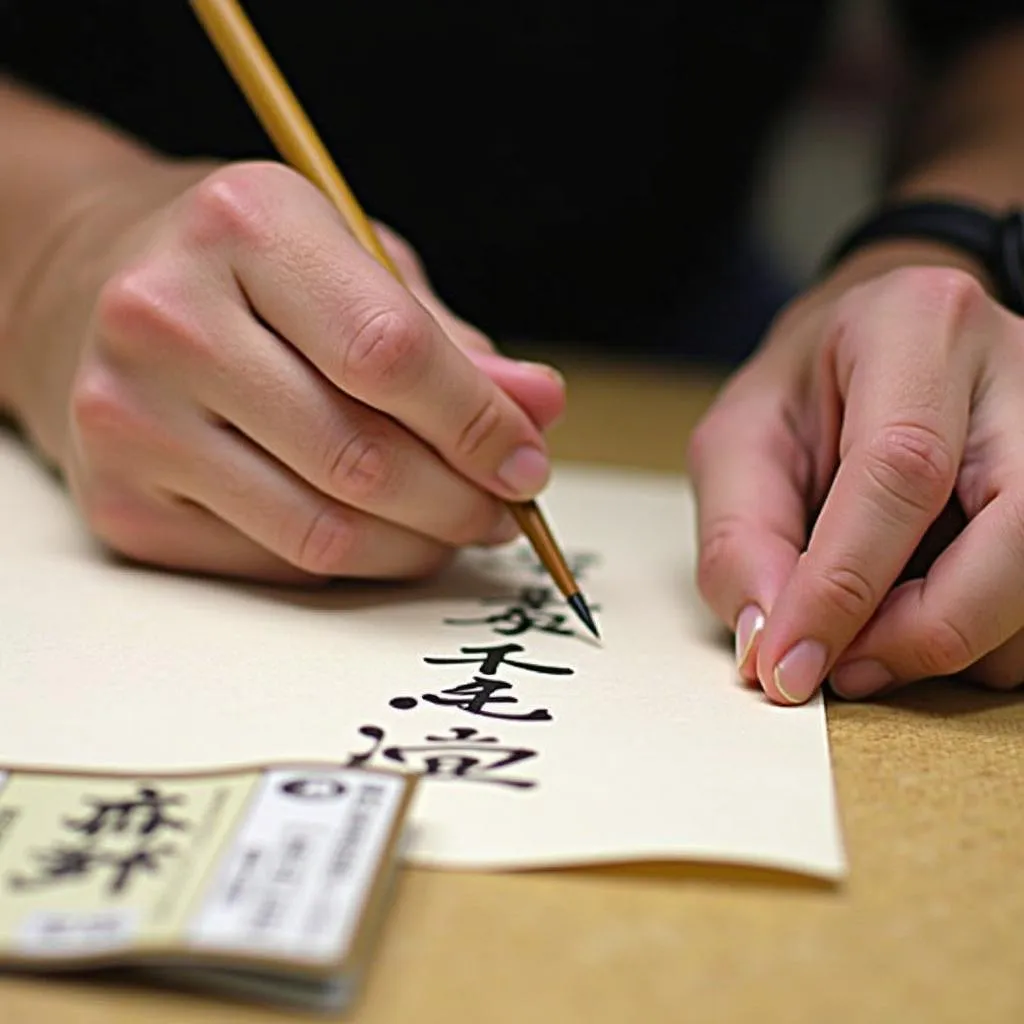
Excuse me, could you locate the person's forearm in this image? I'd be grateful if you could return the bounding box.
[0,79,221,431]
[0,78,165,413]
[888,25,1024,205]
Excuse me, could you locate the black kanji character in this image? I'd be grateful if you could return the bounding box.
[422,677,552,721]
[97,844,177,895]
[8,840,178,897]
[8,844,96,890]
[444,586,581,637]
[424,642,572,676]
[65,786,187,839]
[347,725,538,788]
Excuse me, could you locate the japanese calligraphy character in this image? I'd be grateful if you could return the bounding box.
[8,840,178,897]
[424,642,573,676]
[389,679,551,720]
[444,586,598,638]
[7,784,188,898]
[388,642,570,720]
[425,678,552,720]
[97,844,178,895]
[8,844,95,886]
[65,786,187,839]
[347,725,538,788]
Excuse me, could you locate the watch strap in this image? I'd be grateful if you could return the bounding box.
[825,200,1024,316]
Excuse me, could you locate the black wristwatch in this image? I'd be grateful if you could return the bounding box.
[824,199,1024,316]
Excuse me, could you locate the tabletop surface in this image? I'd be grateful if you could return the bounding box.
[2,352,1022,1024]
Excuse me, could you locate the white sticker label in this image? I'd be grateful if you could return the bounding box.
[17,909,137,956]
[187,768,404,963]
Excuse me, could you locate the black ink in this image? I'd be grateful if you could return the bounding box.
[444,586,602,638]
[390,678,553,720]
[347,725,538,788]
[7,784,189,898]
[9,844,94,885]
[279,777,347,800]
[65,786,187,839]
[99,844,177,895]
[422,677,552,721]
[8,838,179,898]
[424,642,573,677]
[415,643,567,722]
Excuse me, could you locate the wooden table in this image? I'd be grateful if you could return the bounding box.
[3,353,1023,1024]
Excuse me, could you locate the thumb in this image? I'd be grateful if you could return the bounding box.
[426,297,566,432]
[464,349,566,432]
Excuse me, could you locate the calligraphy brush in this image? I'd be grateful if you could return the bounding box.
[188,0,600,640]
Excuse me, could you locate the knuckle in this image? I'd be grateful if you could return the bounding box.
[324,429,395,504]
[888,265,987,324]
[291,505,358,576]
[69,365,135,444]
[69,367,181,464]
[341,305,427,392]
[95,264,206,364]
[862,423,956,518]
[456,391,505,461]
[183,162,286,250]
[95,265,167,339]
[814,561,878,619]
[915,617,977,678]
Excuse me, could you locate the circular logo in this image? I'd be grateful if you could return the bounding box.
[279,777,347,800]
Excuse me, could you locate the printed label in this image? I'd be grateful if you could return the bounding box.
[187,768,406,962]
[17,909,137,956]
[0,763,412,973]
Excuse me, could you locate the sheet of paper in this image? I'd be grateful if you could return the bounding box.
[0,431,845,878]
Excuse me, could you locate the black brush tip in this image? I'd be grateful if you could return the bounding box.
[568,592,600,640]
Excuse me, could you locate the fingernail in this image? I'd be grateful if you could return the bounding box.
[773,639,828,705]
[830,659,893,700]
[734,604,765,676]
[497,445,550,496]
[482,511,520,546]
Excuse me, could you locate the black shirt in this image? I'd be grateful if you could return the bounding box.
[1,2,1020,349]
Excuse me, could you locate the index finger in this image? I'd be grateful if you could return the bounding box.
[688,361,812,680]
[186,164,551,502]
[756,270,983,704]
